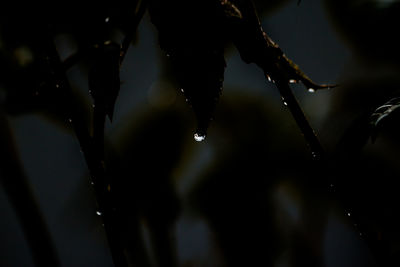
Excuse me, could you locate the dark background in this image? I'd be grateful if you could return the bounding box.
[1,0,400,266]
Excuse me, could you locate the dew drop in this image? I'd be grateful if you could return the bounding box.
[266,75,274,83]
[96,211,102,216]
[105,17,110,23]
[281,97,288,106]
[308,88,315,93]
[347,212,351,217]
[194,133,206,142]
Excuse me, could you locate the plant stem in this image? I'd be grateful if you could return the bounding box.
[275,80,324,160]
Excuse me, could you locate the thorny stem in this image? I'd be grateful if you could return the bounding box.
[275,80,324,160]
[0,113,61,267]
[120,0,148,64]
[44,32,129,267]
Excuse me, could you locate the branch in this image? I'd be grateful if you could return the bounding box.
[275,80,324,160]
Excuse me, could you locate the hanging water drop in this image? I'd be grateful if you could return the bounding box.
[96,211,102,216]
[308,88,315,93]
[194,133,206,142]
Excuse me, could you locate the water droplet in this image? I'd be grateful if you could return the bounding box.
[105,17,110,23]
[55,84,60,88]
[68,118,72,123]
[90,181,94,185]
[308,88,315,93]
[266,75,274,83]
[194,133,206,142]
[166,53,170,57]
[180,88,184,93]
[289,79,297,84]
[311,151,318,159]
[96,211,102,216]
[281,97,288,106]
[347,212,351,217]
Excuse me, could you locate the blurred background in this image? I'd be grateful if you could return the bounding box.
[1,0,400,266]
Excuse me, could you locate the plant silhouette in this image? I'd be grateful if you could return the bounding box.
[1,0,400,266]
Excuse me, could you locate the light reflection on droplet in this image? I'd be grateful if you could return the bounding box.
[68,118,72,123]
[347,212,351,217]
[308,88,315,93]
[289,79,297,84]
[55,84,60,88]
[194,133,206,142]
[105,17,110,23]
[96,211,102,216]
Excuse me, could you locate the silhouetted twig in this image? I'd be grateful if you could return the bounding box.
[275,80,324,160]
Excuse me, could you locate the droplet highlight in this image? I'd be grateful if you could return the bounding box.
[194,133,206,142]
[308,88,315,93]
[96,211,102,216]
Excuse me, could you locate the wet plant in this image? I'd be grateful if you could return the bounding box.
[1,0,400,266]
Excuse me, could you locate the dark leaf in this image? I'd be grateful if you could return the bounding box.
[88,41,121,121]
[228,0,334,91]
[148,0,229,139]
[370,97,400,142]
